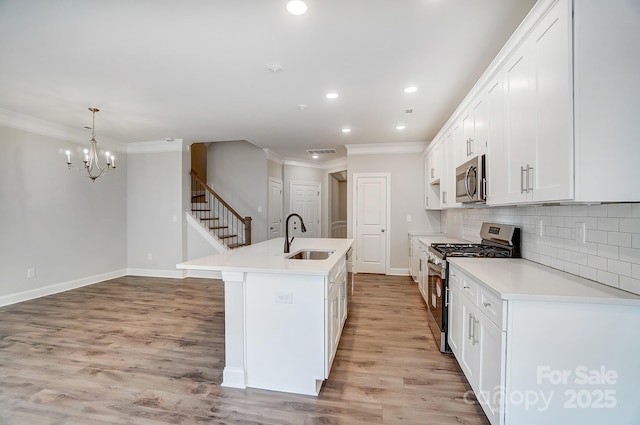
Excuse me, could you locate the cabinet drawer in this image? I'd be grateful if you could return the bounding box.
[459,272,478,304]
[478,285,504,330]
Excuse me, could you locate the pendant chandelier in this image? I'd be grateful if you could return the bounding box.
[66,107,115,182]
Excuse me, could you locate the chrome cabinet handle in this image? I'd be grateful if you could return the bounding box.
[431,167,435,179]
[526,164,533,193]
[473,317,479,345]
[468,138,474,156]
[483,301,491,308]
[520,166,526,194]
[468,313,474,340]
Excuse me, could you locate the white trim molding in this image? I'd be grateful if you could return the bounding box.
[345,142,426,156]
[0,107,127,152]
[0,269,127,307]
[283,157,347,170]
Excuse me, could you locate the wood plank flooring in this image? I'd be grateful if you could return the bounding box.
[0,274,489,425]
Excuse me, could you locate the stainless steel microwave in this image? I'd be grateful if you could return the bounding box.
[455,155,486,203]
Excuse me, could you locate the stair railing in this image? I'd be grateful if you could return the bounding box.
[190,170,252,248]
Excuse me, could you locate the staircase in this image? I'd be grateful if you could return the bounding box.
[190,170,252,250]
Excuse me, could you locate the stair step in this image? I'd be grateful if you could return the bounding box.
[209,226,228,230]
[199,217,219,221]
[192,208,211,212]
[219,234,238,240]
[228,243,246,249]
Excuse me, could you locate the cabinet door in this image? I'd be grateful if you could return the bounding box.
[486,75,507,203]
[502,41,534,204]
[460,301,480,387]
[461,96,488,163]
[424,150,441,210]
[476,312,505,425]
[461,109,474,165]
[529,0,573,202]
[441,126,462,208]
[448,287,463,357]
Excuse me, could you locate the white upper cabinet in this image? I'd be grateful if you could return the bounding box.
[460,94,488,166]
[488,0,573,205]
[424,139,442,210]
[433,0,639,207]
[441,125,462,209]
[572,0,640,202]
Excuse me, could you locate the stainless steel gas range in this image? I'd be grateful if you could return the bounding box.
[422,223,520,353]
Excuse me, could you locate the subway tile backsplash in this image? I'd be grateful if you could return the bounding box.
[449,203,640,296]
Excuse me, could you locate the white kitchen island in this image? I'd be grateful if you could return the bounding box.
[177,237,353,396]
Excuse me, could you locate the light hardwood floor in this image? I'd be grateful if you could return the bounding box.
[0,274,489,425]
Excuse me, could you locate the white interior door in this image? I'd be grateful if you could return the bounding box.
[290,182,320,238]
[268,177,283,239]
[354,174,389,274]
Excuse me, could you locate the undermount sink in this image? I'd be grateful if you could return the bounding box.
[286,249,335,260]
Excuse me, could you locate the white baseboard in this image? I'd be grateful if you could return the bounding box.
[388,267,410,276]
[0,269,127,307]
[222,367,247,389]
[126,268,186,279]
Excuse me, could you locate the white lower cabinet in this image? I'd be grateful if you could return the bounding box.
[326,254,348,372]
[448,262,640,424]
[449,266,504,425]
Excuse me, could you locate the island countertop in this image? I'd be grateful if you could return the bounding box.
[177,237,354,276]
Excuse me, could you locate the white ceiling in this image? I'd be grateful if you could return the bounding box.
[0,0,536,161]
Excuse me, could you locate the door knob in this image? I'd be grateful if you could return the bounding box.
[381,229,385,233]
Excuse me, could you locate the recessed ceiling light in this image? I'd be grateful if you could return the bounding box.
[325,92,339,99]
[297,104,308,111]
[341,128,352,133]
[267,64,283,73]
[312,154,319,159]
[404,86,418,93]
[395,125,406,130]
[286,0,308,15]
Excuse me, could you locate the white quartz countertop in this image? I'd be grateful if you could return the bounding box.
[448,258,640,305]
[177,238,354,276]
[416,234,468,248]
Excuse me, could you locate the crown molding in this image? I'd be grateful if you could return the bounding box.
[127,139,186,154]
[264,148,284,164]
[345,142,426,156]
[283,156,347,170]
[0,108,128,153]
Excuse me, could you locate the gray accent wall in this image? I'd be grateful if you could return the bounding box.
[207,141,268,244]
[127,150,187,275]
[347,153,441,272]
[0,125,127,304]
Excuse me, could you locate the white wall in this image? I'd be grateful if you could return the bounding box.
[444,203,640,295]
[283,162,329,237]
[347,153,441,272]
[207,141,268,243]
[0,125,127,305]
[127,149,186,276]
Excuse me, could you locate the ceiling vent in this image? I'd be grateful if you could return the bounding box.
[306,148,337,155]
[404,108,414,114]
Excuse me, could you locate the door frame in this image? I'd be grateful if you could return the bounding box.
[352,173,391,275]
[268,177,283,239]
[289,180,322,237]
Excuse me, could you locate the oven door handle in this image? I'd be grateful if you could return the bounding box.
[445,287,450,307]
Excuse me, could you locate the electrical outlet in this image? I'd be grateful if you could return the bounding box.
[172,215,178,223]
[147,253,153,261]
[275,291,293,304]
[258,206,262,213]
[406,215,412,222]
[27,268,36,279]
